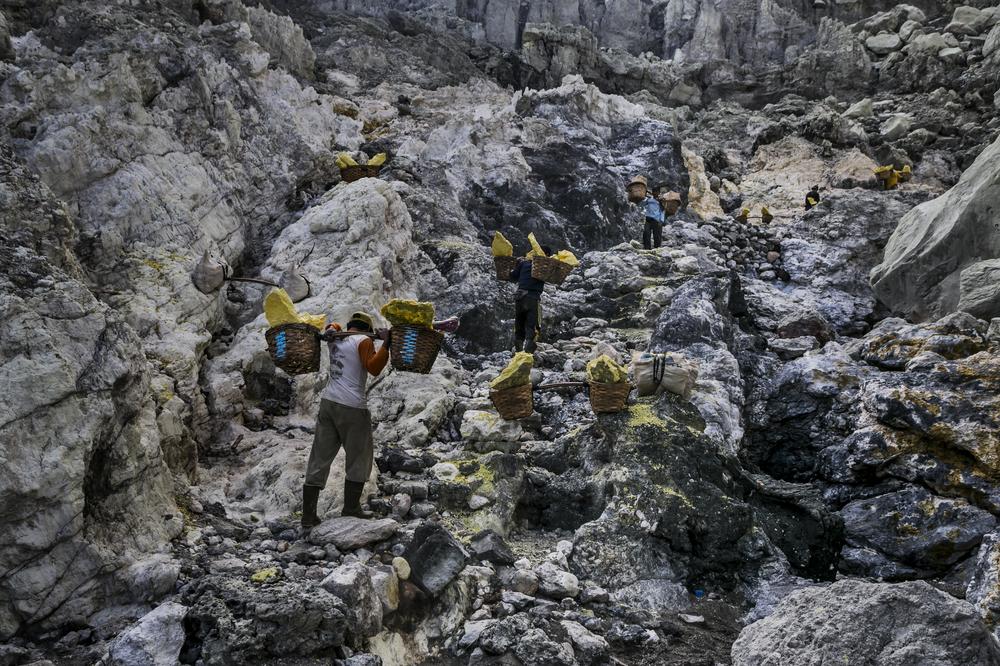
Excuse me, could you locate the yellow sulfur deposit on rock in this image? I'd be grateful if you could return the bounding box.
[554,250,579,266]
[490,352,534,391]
[263,289,326,330]
[250,567,279,584]
[381,298,435,328]
[587,354,628,384]
[492,231,513,257]
[368,152,387,166]
[527,233,547,258]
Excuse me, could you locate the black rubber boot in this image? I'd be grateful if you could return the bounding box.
[342,480,374,519]
[301,485,321,532]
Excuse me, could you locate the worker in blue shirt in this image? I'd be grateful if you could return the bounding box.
[640,186,665,249]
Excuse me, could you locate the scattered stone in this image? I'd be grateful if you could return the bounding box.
[865,33,902,55]
[469,495,491,510]
[560,620,610,666]
[679,613,705,624]
[534,562,580,599]
[404,524,468,596]
[320,562,383,638]
[392,556,411,581]
[308,517,399,551]
[369,564,400,614]
[470,530,516,565]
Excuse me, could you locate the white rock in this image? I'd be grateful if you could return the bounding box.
[460,410,525,442]
[431,462,460,481]
[108,602,187,666]
[842,98,873,119]
[321,562,383,637]
[879,114,912,141]
[865,32,902,55]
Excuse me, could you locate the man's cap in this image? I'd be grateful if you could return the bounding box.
[349,311,375,329]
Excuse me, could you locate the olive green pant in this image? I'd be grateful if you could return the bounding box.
[305,399,374,487]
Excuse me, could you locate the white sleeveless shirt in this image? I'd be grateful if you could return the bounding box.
[321,335,370,409]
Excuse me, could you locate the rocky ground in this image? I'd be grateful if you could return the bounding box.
[2,0,1000,665]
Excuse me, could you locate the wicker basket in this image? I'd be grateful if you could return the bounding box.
[266,323,321,375]
[390,324,444,374]
[490,383,533,420]
[531,256,575,285]
[341,164,383,183]
[494,255,518,281]
[627,182,647,203]
[588,381,632,414]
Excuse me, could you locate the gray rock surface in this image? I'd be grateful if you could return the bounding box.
[732,579,1000,666]
[871,135,1000,321]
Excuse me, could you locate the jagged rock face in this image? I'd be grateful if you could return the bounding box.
[750,311,1000,581]
[732,579,1000,666]
[0,151,180,639]
[0,0,364,478]
[871,135,1000,322]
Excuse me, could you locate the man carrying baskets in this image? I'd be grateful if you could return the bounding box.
[640,186,665,250]
[302,311,390,531]
[508,245,552,354]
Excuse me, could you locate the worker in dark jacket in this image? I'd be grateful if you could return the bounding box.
[805,185,820,210]
[508,246,552,353]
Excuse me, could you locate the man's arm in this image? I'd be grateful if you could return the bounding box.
[358,337,389,376]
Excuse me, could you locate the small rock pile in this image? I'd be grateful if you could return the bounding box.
[693,216,786,280]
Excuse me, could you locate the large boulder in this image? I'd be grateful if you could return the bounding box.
[107,602,188,666]
[732,579,1000,665]
[871,136,1000,321]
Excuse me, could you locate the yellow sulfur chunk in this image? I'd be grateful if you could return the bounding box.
[490,352,534,391]
[554,250,579,266]
[368,152,387,166]
[264,289,326,330]
[337,152,358,168]
[492,231,513,257]
[586,354,628,384]
[527,233,547,258]
[381,298,435,328]
[250,567,279,584]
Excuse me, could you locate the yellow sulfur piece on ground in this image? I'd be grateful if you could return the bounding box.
[251,567,279,584]
[381,298,435,328]
[528,233,547,258]
[587,354,628,384]
[369,152,387,166]
[336,152,358,168]
[554,250,579,266]
[264,289,326,330]
[492,231,513,257]
[490,352,534,391]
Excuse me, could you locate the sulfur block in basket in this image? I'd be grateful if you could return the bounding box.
[381,299,435,328]
[586,354,628,384]
[490,352,534,391]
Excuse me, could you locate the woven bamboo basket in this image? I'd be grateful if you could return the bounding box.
[341,164,382,183]
[531,256,575,285]
[627,182,647,203]
[588,381,632,414]
[265,323,321,375]
[490,383,533,420]
[390,324,444,374]
[494,255,518,281]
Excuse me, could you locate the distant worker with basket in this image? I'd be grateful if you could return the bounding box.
[302,311,389,531]
[508,244,553,354]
